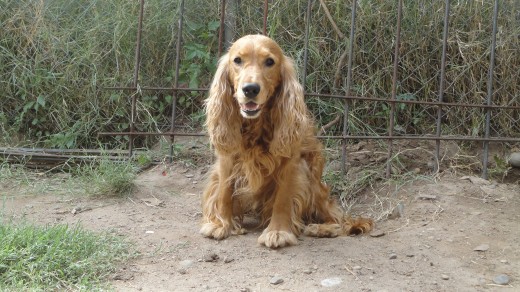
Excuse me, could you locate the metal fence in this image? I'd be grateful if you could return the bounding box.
[99,0,520,179]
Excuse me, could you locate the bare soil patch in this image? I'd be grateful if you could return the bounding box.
[2,157,519,291]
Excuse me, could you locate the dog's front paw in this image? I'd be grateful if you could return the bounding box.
[200,222,232,240]
[200,222,246,240]
[258,229,298,248]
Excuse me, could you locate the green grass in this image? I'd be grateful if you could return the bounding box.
[0,221,133,291]
[0,157,137,290]
[73,158,138,197]
[0,157,138,198]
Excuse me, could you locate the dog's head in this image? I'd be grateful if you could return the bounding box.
[224,34,284,119]
[206,34,308,155]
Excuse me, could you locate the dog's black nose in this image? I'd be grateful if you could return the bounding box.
[242,83,261,98]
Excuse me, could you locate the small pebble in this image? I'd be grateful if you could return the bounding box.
[370,230,386,237]
[223,256,234,263]
[417,194,437,200]
[179,259,194,269]
[473,244,489,251]
[508,152,520,168]
[203,253,219,262]
[388,203,404,219]
[303,269,313,274]
[493,274,510,285]
[500,259,508,264]
[389,253,397,260]
[353,266,362,270]
[270,276,284,285]
[321,277,342,287]
[441,274,449,280]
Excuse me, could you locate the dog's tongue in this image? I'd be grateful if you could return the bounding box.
[241,102,259,111]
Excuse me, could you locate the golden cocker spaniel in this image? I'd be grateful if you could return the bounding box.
[201,34,373,248]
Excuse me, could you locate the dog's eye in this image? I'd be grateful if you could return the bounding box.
[265,58,275,67]
[233,57,242,65]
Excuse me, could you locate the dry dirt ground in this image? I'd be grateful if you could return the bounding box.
[2,151,519,291]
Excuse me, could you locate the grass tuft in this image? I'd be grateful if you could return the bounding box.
[0,222,133,291]
[73,158,138,197]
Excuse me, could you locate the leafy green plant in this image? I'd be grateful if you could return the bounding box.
[45,121,82,149]
[175,21,219,106]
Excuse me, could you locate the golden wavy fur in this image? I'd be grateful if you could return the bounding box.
[200,34,373,248]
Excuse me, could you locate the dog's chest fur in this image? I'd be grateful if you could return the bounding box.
[232,118,281,193]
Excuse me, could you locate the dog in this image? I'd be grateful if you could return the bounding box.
[200,34,372,248]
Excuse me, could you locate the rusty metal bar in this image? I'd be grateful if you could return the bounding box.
[263,0,268,35]
[129,0,145,157]
[99,132,205,137]
[317,136,520,143]
[218,0,226,57]
[435,0,450,172]
[0,147,131,155]
[302,0,312,85]
[308,93,520,109]
[482,0,499,179]
[387,0,403,177]
[341,0,358,175]
[168,0,185,163]
[105,86,208,92]
[97,131,520,143]
[104,86,520,110]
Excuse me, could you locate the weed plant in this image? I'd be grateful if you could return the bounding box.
[73,158,138,197]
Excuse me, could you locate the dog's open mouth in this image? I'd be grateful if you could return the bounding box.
[240,102,261,116]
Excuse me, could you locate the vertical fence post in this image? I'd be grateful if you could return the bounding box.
[129,0,145,157]
[341,0,358,175]
[218,0,226,57]
[386,0,403,178]
[435,0,450,172]
[263,0,268,35]
[482,0,499,179]
[302,0,312,86]
[168,0,185,163]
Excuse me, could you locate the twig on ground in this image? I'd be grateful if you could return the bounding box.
[344,265,360,281]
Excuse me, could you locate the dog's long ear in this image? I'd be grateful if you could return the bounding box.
[205,54,241,154]
[269,55,310,157]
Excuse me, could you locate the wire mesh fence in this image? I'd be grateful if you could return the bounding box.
[98,0,520,179]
